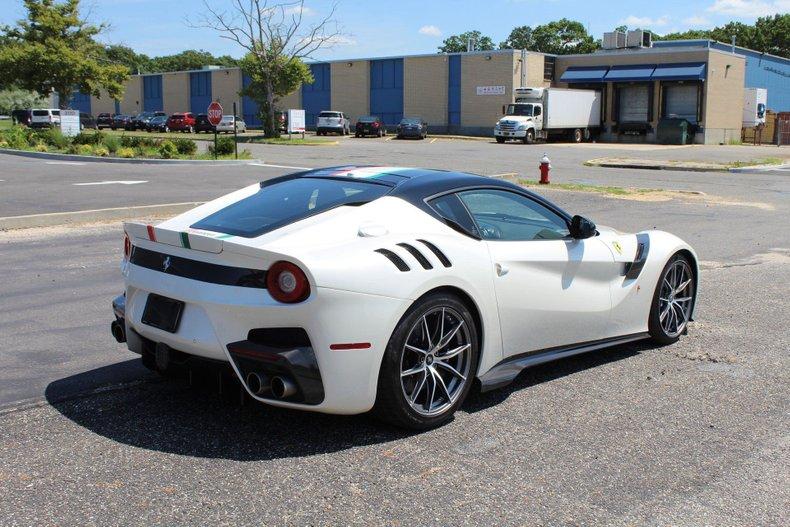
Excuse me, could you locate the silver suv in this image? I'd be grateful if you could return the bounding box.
[316,111,350,136]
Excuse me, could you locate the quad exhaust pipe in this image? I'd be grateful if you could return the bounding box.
[246,372,269,395]
[246,372,297,399]
[110,320,126,343]
[270,376,297,399]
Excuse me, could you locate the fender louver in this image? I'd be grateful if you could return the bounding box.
[416,239,452,267]
[396,243,433,269]
[375,249,410,272]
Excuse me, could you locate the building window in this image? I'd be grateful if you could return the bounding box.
[543,56,555,81]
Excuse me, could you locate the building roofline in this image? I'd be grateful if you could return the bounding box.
[555,45,746,61]
[653,39,790,64]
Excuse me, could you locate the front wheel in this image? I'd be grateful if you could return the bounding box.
[523,130,534,144]
[373,293,478,430]
[495,137,505,144]
[649,254,696,344]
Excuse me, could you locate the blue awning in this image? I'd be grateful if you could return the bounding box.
[560,66,609,83]
[652,62,706,81]
[604,64,656,82]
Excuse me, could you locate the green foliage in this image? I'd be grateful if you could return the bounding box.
[209,136,235,156]
[0,0,129,105]
[1,125,33,149]
[117,147,134,158]
[72,130,105,145]
[34,127,69,148]
[530,19,598,55]
[102,134,120,153]
[240,53,312,138]
[93,144,109,156]
[0,88,46,114]
[120,135,159,148]
[500,26,534,50]
[170,137,197,155]
[438,31,495,53]
[158,140,178,159]
[34,142,48,152]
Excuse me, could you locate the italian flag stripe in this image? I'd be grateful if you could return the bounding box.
[180,232,191,249]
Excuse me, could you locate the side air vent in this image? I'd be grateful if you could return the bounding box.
[397,243,433,270]
[416,239,451,268]
[375,249,410,272]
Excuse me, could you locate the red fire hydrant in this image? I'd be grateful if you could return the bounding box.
[539,153,551,184]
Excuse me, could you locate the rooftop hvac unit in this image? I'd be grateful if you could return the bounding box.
[603,31,626,49]
[626,29,652,48]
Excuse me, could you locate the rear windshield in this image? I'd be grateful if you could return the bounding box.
[358,116,378,122]
[32,110,50,116]
[400,118,420,124]
[191,177,390,238]
[52,110,60,116]
[319,112,341,118]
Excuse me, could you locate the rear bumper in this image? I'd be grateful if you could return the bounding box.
[398,129,423,137]
[115,263,411,414]
[317,126,344,133]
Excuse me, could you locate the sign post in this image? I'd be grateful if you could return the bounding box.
[207,101,223,159]
[232,102,238,159]
[287,109,306,140]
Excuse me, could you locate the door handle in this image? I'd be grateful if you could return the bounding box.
[495,263,509,277]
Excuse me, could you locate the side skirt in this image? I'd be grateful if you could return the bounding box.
[478,332,650,392]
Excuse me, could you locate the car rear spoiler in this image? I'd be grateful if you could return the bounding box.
[123,221,263,259]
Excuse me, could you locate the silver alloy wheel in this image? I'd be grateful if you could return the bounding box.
[400,306,472,417]
[659,259,695,338]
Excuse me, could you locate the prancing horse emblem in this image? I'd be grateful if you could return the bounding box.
[162,256,172,272]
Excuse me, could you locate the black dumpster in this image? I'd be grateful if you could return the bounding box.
[657,118,690,145]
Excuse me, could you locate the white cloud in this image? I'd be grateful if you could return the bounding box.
[284,5,315,16]
[620,15,670,27]
[707,0,790,17]
[418,25,443,37]
[682,15,714,25]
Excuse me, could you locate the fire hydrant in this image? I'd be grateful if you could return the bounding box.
[539,153,551,184]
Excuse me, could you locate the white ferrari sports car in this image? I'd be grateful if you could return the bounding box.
[110,166,698,429]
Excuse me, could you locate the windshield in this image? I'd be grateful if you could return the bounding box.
[358,116,377,123]
[400,118,420,125]
[191,177,390,238]
[319,112,341,118]
[505,104,533,117]
[32,110,49,116]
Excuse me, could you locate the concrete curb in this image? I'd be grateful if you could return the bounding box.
[0,202,204,230]
[0,148,261,165]
[584,160,729,172]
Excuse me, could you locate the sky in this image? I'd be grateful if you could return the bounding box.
[1,0,788,60]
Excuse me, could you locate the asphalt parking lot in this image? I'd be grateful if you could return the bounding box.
[0,141,788,525]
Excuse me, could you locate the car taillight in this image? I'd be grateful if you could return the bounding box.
[266,261,310,303]
[373,122,379,127]
[123,233,131,260]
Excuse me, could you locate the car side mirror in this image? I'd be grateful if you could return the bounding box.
[570,215,596,239]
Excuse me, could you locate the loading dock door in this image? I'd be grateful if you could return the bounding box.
[618,85,649,122]
[664,84,698,124]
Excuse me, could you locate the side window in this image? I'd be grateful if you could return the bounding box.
[533,106,541,117]
[428,194,479,237]
[457,189,569,241]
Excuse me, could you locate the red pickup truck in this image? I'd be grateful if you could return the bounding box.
[166,112,196,133]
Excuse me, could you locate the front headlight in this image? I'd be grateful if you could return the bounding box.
[494,123,501,128]
[517,124,527,130]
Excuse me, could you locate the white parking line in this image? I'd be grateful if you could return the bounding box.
[429,138,437,144]
[73,180,148,186]
[249,162,312,170]
[45,161,86,166]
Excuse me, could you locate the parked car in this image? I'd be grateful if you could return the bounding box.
[112,165,699,430]
[97,113,115,129]
[396,117,428,139]
[355,115,386,137]
[146,115,169,132]
[216,115,246,134]
[80,112,98,130]
[277,111,287,132]
[111,114,131,130]
[30,108,61,129]
[11,109,32,126]
[129,112,165,131]
[194,114,215,133]
[316,111,350,135]
[166,113,196,133]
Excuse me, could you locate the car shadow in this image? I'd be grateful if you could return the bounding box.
[46,341,654,461]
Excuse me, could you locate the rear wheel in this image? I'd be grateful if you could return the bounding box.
[649,254,696,344]
[374,293,478,430]
[495,137,505,144]
[572,128,583,143]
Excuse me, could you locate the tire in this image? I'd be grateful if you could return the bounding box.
[373,292,479,430]
[164,126,169,133]
[523,129,535,144]
[572,128,583,143]
[648,253,696,345]
[495,137,505,144]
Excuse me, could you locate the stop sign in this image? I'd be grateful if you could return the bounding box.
[207,101,223,126]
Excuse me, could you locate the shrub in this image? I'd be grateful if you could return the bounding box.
[117,147,135,158]
[103,135,121,154]
[171,137,197,155]
[78,144,94,156]
[2,125,32,149]
[158,140,178,159]
[93,145,109,157]
[73,130,105,145]
[66,143,80,154]
[208,136,235,156]
[120,135,159,149]
[0,140,9,148]
[34,128,69,149]
[34,142,48,152]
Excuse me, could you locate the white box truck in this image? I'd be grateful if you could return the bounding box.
[494,87,601,144]
[742,88,767,128]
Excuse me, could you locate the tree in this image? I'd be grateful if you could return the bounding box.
[530,19,598,55]
[500,26,534,50]
[0,0,128,108]
[104,44,151,75]
[438,30,495,53]
[192,0,342,137]
[148,49,239,73]
[0,88,46,115]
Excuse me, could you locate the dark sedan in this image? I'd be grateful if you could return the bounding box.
[194,114,215,133]
[396,117,428,139]
[111,114,131,130]
[355,115,386,137]
[129,111,166,131]
[97,113,114,129]
[146,115,169,132]
[80,112,98,130]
